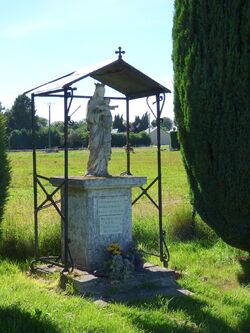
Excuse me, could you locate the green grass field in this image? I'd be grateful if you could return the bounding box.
[0,148,250,333]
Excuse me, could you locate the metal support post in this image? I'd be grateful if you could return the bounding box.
[63,89,69,270]
[126,97,131,175]
[31,93,38,259]
[156,94,165,265]
[48,103,51,149]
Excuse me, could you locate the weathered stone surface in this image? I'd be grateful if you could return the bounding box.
[60,263,193,301]
[50,176,146,272]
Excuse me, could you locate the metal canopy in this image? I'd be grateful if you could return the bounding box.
[26,58,170,99]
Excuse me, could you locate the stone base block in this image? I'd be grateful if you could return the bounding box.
[50,176,146,272]
[59,263,193,300]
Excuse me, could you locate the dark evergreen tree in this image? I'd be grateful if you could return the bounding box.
[132,113,149,133]
[173,1,250,251]
[0,113,10,223]
[132,115,141,133]
[7,94,32,131]
[140,112,149,131]
[113,114,126,132]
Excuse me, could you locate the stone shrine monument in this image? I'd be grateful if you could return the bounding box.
[50,84,146,272]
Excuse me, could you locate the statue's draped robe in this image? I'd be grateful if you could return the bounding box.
[85,97,112,176]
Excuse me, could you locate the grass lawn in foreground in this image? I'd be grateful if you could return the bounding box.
[0,148,249,332]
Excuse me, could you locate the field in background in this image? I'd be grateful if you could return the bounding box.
[0,147,250,333]
[2,147,192,259]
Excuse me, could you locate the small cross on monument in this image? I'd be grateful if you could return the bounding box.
[115,46,125,59]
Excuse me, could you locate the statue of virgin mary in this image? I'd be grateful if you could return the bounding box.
[85,83,117,176]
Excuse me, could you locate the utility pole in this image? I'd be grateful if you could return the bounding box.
[45,102,54,150]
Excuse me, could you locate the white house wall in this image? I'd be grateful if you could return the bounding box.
[149,128,171,145]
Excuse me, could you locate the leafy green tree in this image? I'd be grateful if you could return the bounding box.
[75,120,88,133]
[0,113,10,223]
[36,116,47,129]
[151,117,173,131]
[51,121,64,133]
[173,0,250,252]
[0,102,5,113]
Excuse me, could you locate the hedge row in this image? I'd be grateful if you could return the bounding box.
[7,130,151,149]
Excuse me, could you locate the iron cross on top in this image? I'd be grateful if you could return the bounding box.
[115,47,125,59]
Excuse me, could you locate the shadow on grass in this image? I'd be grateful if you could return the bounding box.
[0,305,60,333]
[237,304,250,333]
[0,232,60,261]
[0,238,34,260]
[237,256,250,285]
[122,295,246,333]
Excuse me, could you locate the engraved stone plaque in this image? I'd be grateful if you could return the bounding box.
[98,197,125,235]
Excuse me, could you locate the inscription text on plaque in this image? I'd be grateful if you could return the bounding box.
[98,197,124,235]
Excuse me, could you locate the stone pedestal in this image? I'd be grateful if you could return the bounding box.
[50,176,146,272]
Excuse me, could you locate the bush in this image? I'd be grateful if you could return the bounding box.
[9,129,32,149]
[0,114,11,224]
[111,133,126,147]
[68,129,89,148]
[111,132,151,147]
[130,131,151,146]
[36,127,62,149]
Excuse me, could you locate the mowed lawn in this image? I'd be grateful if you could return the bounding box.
[0,148,249,333]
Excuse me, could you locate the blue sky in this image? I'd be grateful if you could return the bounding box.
[1,0,174,122]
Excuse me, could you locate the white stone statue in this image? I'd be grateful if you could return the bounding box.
[85,83,118,177]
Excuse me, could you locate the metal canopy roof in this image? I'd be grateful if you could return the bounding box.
[26,58,170,99]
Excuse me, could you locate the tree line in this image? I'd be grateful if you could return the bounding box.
[1,95,173,149]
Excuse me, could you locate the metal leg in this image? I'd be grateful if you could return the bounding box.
[126,97,131,175]
[31,93,38,259]
[63,88,69,271]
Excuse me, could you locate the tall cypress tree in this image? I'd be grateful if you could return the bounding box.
[173,1,250,252]
[0,113,10,224]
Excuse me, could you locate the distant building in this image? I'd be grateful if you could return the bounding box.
[145,127,171,145]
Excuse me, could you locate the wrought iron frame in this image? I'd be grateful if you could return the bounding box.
[30,67,170,272]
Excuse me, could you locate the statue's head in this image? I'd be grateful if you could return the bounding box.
[94,83,105,98]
